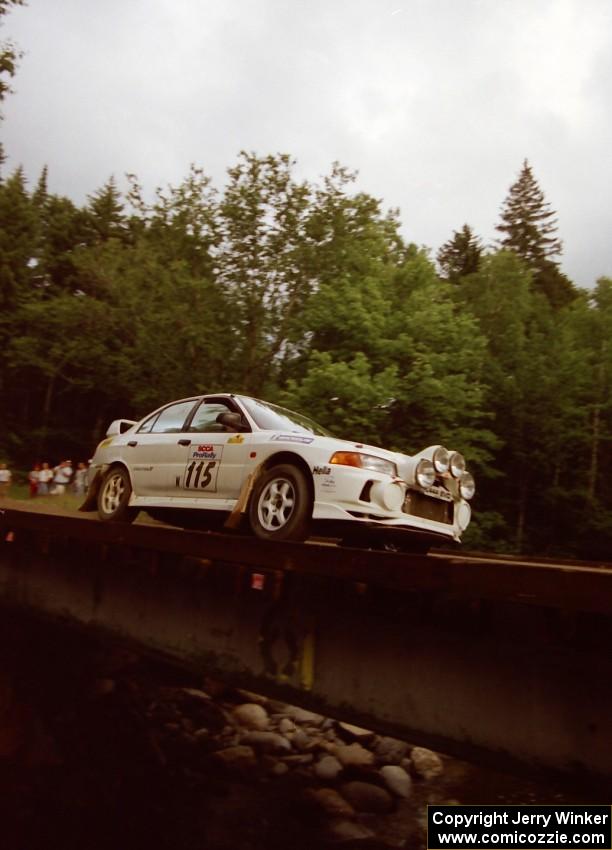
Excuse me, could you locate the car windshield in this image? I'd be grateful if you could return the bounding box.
[239,396,333,437]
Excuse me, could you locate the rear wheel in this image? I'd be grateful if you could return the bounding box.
[248,464,311,541]
[97,466,138,522]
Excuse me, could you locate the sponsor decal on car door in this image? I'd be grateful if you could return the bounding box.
[182,443,224,492]
[178,436,251,499]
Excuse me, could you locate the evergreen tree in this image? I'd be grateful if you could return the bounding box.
[496,160,575,307]
[533,258,576,310]
[0,166,37,310]
[437,224,483,281]
[85,177,127,243]
[32,165,48,207]
[37,193,89,293]
[496,160,561,265]
[23,168,92,295]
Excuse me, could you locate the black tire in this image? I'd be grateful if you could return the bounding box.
[248,464,311,541]
[97,466,138,523]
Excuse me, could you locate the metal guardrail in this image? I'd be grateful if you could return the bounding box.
[1,506,611,609]
[1,505,612,780]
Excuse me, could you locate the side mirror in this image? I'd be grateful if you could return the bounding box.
[216,411,249,433]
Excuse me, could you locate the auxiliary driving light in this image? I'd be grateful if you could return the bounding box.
[449,452,466,479]
[416,458,436,488]
[459,472,475,500]
[433,446,450,474]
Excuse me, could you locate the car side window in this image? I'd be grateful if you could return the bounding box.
[140,400,197,434]
[137,413,158,434]
[188,401,233,433]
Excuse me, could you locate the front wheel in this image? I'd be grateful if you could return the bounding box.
[248,464,311,541]
[97,466,138,522]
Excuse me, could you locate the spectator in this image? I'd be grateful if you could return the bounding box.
[0,463,11,499]
[51,460,73,495]
[73,462,89,495]
[28,464,41,497]
[38,462,53,495]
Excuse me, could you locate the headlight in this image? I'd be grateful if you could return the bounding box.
[329,451,397,477]
[449,452,466,478]
[416,458,436,488]
[433,446,450,474]
[459,472,475,500]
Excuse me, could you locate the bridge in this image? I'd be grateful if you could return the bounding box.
[1,505,611,780]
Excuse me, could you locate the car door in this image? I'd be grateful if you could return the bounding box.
[176,399,252,501]
[127,399,200,496]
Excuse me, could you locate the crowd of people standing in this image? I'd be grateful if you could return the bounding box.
[0,460,90,499]
[0,463,11,499]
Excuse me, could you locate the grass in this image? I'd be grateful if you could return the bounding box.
[3,487,83,515]
[3,488,158,524]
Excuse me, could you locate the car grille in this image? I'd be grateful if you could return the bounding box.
[403,490,453,524]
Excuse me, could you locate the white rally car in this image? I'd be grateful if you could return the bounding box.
[81,393,474,547]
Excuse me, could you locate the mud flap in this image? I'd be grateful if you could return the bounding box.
[78,469,104,512]
[223,465,264,531]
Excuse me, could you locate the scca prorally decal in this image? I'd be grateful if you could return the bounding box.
[270,434,314,445]
[191,443,223,460]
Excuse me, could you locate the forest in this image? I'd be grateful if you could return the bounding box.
[1,5,611,558]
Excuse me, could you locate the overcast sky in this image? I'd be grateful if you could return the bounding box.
[2,0,611,288]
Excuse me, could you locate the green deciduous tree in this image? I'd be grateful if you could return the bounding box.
[0,144,610,559]
[570,280,612,499]
[280,351,399,445]
[127,165,219,277]
[70,238,232,411]
[383,255,496,462]
[287,246,496,466]
[216,152,313,394]
[0,0,24,166]
[455,250,592,552]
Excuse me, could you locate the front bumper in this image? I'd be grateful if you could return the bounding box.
[311,467,470,542]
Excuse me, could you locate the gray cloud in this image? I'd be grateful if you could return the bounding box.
[3,0,611,287]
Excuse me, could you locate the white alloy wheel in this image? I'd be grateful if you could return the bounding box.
[97,466,137,522]
[102,470,126,512]
[257,476,296,531]
[248,464,311,541]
